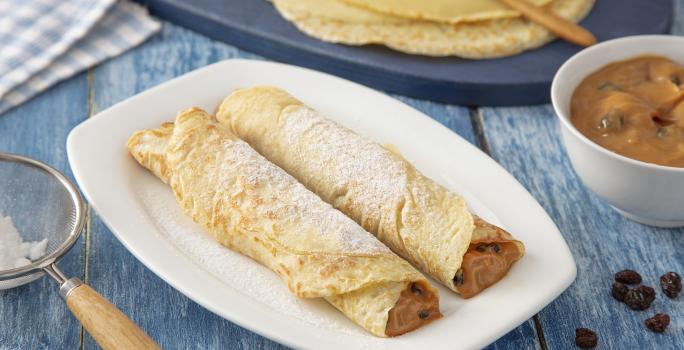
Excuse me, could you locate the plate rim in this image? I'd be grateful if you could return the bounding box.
[67,58,576,350]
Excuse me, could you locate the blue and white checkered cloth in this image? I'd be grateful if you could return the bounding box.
[0,0,160,114]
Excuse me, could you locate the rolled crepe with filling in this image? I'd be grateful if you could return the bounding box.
[127,108,441,337]
[216,86,525,298]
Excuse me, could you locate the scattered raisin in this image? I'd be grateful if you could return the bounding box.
[476,244,487,252]
[418,310,429,320]
[624,285,656,311]
[660,272,681,299]
[411,283,423,296]
[645,313,670,333]
[453,270,464,285]
[615,270,642,284]
[611,282,628,302]
[575,328,598,349]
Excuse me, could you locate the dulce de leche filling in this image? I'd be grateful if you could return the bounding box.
[385,281,441,337]
[454,240,521,299]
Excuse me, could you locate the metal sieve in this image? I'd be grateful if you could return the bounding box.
[0,153,83,289]
[0,152,159,350]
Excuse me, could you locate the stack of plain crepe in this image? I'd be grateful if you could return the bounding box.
[272,0,595,58]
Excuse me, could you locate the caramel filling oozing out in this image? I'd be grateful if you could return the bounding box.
[454,240,521,299]
[385,282,441,336]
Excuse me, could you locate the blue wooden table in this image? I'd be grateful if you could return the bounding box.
[2,4,683,349]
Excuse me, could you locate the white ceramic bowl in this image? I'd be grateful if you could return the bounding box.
[551,35,684,228]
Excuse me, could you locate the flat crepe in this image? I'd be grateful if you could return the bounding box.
[127,108,441,336]
[217,86,525,298]
[340,0,551,23]
[272,0,594,58]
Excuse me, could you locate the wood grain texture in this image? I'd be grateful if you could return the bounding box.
[478,105,684,348]
[499,0,596,47]
[0,75,88,349]
[84,24,286,350]
[8,4,683,349]
[83,24,538,350]
[479,5,684,348]
[66,284,160,350]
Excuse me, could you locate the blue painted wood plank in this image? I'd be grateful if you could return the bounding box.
[480,106,684,348]
[0,75,88,349]
[393,96,476,146]
[479,105,684,346]
[83,22,537,349]
[481,4,684,349]
[85,217,286,350]
[84,24,284,350]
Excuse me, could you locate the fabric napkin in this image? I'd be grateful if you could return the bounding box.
[0,0,160,114]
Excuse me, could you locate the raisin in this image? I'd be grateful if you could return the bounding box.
[645,313,670,333]
[615,269,642,284]
[575,328,598,349]
[656,126,672,139]
[418,310,429,320]
[624,285,656,311]
[597,81,622,91]
[611,282,628,302]
[475,243,500,253]
[453,270,464,285]
[660,272,681,299]
[411,283,423,296]
[489,243,501,253]
[597,109,625,132]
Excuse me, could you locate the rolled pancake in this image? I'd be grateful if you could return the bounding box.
[127,108,441,337]
[216,86,525,298]
[272,0,594,58]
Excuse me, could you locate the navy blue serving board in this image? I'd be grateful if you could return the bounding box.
[134,0,673,106]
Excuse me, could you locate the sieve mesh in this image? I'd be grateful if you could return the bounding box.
[0,272,43,289]
[0,154,83,289]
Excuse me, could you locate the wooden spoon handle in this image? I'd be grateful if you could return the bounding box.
[66,283,160,350]
[500,0,596,47]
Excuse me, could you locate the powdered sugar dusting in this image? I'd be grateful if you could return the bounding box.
[283,106,409,223]
[138,185,391,348]
[203,138,390,255]
[270,106,476,267]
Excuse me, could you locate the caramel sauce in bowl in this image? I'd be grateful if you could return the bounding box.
[551,35,684,227]
[570,56,684,167]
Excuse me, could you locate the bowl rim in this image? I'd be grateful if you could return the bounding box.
[551,34,684,173]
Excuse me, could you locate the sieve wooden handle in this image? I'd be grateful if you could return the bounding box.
[65,284,160,350]
[500,0,596,47]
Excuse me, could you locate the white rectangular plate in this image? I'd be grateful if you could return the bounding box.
[67,59,575,350]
